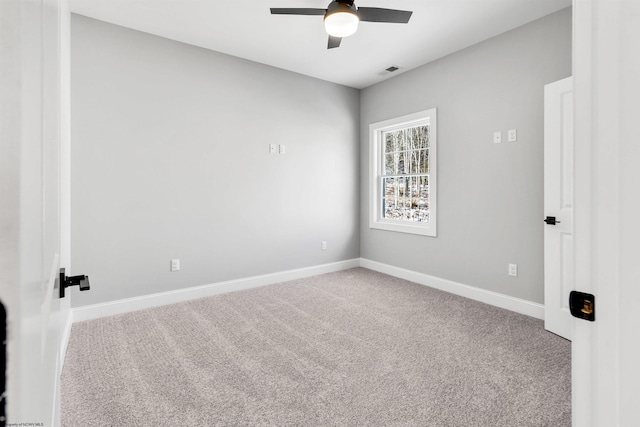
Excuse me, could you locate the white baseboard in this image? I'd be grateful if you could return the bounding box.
[71,257,543,323]
[72,259,361,322]
[359,258,544,319]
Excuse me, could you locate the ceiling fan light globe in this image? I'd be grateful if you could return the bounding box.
[324,11,359,38]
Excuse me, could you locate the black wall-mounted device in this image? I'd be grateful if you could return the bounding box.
[60,268,90,299]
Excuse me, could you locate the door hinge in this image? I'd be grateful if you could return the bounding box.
[569,291,595,322]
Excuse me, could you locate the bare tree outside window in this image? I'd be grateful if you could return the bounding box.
[382,125,430,222]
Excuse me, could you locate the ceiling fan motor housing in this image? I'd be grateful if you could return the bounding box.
[324,1,359,37]
[326,0,357,15]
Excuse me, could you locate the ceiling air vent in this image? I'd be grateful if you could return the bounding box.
[378,65,402,77]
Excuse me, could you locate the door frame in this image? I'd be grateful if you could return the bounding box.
[57,0,73,423]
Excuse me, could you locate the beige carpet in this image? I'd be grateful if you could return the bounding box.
[62,268,570,426]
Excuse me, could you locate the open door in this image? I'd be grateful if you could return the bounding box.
[571,0,640,425]
[0,0,71,424]
[543,76,574,340]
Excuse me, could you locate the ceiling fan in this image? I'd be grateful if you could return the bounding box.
[270,1,413,49]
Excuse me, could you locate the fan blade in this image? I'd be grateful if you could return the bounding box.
[270,8,326,16]
[328,36,342,49]
[357,7,412,23]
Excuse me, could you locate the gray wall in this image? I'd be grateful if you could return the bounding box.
[71,15,360,307]
[360,8,572,304]
[72,9,572,308]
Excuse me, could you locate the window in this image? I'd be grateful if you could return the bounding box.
[369,108,437,236]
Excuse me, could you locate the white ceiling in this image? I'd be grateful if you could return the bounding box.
[69,0,571,89]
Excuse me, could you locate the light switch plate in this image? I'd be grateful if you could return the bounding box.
[493,131,502,144]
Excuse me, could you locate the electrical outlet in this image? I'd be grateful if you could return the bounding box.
[493,131,502,144]
[508,129,517,142]
[171,259,180,272]
[321,241,327,250]
[279,144,286,154]
[508,263,518,277]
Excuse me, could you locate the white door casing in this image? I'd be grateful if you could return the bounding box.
[543,76,574,341]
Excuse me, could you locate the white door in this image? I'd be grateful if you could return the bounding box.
[0,0,71,425]
[572,0,640,425]
[543,76,573,340]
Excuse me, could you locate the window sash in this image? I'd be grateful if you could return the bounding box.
[383,149,430,176]
[381,174,430,223]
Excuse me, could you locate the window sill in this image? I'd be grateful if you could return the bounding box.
[369,220,437,237]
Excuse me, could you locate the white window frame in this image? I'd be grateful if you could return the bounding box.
[369,108,437,236]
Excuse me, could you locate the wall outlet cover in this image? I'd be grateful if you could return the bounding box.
[493,131,502,144]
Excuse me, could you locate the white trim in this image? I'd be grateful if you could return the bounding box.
[55,307,73,427]
[60,307,73,367]
[360,258,544,319]
[70,257,544,324]
[72,259,361,322]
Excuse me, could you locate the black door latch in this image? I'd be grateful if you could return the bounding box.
[569,291,595,322]
[60,268,90,299]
